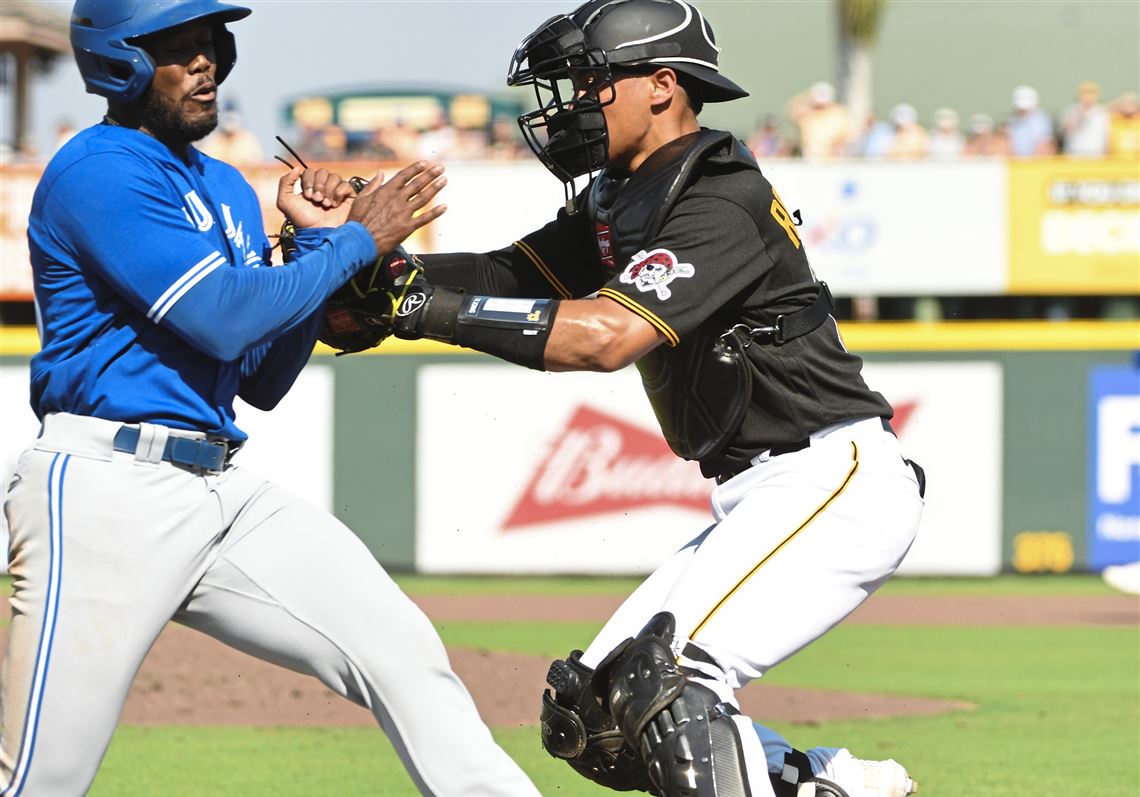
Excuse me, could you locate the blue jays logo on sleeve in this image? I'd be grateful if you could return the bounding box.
[619,248,695,300]
[181,190,214,232]
[222,204,263,267]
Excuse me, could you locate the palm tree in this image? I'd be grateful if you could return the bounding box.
[836,0,886,130]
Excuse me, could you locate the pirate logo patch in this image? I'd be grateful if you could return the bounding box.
[619,249,695,300]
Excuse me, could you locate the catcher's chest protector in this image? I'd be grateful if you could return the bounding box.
[585,130,757,464]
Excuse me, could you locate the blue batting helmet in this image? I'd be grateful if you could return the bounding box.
[70,0,252,102]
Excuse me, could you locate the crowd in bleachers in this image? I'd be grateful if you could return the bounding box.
[752,81,1139,161]
[11,80,1136,166]
[184,79,1140,166]
[226,79,1137,165]
[197,108,529,165]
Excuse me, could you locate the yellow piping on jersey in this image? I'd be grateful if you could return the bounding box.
[513,240,573,299]
[688,441,861,641]
[596,289,680,347]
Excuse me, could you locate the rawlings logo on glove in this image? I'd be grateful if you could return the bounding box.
[317,247,426,355]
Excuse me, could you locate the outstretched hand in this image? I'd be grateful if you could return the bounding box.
[348,161,448,257]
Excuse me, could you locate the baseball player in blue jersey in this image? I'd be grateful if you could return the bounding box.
[0,2,541,795]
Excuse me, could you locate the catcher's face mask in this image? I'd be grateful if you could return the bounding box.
[508,14,615,192]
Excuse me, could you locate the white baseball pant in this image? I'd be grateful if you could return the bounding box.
[580,415,925,796]
[1,412,539,797]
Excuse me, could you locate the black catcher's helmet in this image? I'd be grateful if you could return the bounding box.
[507,0,747,186]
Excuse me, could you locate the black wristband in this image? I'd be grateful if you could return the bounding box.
[415,287,465,342]
[404,287,560,370]
[453,302,560,370]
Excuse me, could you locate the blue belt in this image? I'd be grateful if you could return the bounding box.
[112,426,234,472]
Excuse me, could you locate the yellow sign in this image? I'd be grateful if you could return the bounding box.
[1012,531,1074,573]
[1008,159,1140,294]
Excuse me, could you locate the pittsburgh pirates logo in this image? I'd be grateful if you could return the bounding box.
[619,248,695,300]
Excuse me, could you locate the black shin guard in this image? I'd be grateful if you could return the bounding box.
[605,612,752,797]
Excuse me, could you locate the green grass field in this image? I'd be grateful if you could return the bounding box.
[2,575,1137,795]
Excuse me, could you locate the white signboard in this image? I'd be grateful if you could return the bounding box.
[416,365,712,574]
[759,160,1008,296]
[423,161,569,254]
[0,159,1010,299]
[415,360,1003,576]
[862,361,1004,575]
[0,365,334,574]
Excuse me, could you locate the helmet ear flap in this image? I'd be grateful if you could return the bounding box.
[71,39,155,103]
[213,25,238,84]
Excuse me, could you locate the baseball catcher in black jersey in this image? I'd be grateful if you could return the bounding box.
[321,1,926,795]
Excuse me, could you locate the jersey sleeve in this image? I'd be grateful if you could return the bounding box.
[237,229,330,409]
[45,153,376,362]
[417,206,601,300]
[596,194,767,346]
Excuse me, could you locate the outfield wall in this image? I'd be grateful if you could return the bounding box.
[2,322,1136,576]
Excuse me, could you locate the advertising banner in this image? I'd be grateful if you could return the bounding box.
[761,160,1008,296]
[1008,159,1140,294]
[414,360,1003,576]
[1,158,1012,301]
[415,365,711,574]
[1087,364,1140,569]
[861,362,1004,576]
[0,166,38,299]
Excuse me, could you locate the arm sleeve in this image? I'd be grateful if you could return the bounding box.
[49,154,377,362]
[237,227,336,409]
[417,206,601,299]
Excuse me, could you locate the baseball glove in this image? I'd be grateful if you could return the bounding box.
[318,247,425,355]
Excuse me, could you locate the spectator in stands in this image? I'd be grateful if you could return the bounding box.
[963,113,1010,157]
[366,127,399,161]
[788,81,853,159]
[199,107,263,164]
[1060,81,1110,157]
[1107,92,1140,158]
[850,112,895,159]
[381,118,422,164]
[418,110,458,160]
[52,120,78,157]
[1008,85,1056,157]
[488,115,527,160]
[307,123,348,161]
[927,108,965,159]
[453,127,491,160]
[747,113,790,159]
[886,103,929,158]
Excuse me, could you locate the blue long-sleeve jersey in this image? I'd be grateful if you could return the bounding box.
[27,123,376,441]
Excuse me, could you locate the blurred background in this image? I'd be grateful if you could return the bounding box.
[0,1,1137,582]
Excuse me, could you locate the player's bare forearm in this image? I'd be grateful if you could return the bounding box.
[543,296,665,372]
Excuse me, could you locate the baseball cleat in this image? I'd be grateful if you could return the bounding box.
[1102,561,1140,596]
[815,749,918,797]
[811,778,852,796]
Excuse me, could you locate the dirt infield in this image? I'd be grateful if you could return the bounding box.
[116,591,1137,728]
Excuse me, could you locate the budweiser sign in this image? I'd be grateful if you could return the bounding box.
[502,406,711,530]
[888,400,918,435]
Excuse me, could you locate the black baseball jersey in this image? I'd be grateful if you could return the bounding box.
[421,129,892,478]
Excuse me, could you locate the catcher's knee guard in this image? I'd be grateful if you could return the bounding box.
[771,750,849,797]
[540,650,651,791]
[605,612,751,797]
